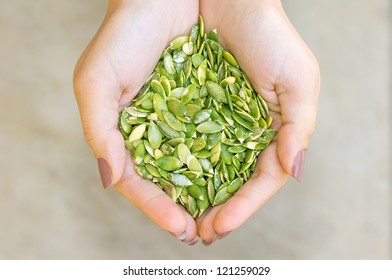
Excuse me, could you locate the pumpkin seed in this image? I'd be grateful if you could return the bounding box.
[227,178,243,194]
[128,124,146,142]
[162,111,184,132]
[205,81,227,103]
[169,173,193,187]
[133,143,146,165]
[181,84,198,104]
[197,186,210,214]
[223,50,239,68]
[147,121,162,149]
[170,35,189,50]
[196,121,224,134]
[186,155,203,174]
[163,53,176,75]
[156,156,183,171]
[213,186,232,206]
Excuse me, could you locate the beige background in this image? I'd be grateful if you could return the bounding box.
[0,0,390,259]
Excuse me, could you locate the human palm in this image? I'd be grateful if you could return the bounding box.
[197,0,320,244]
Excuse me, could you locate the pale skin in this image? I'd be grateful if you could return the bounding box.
[73,0,320,246]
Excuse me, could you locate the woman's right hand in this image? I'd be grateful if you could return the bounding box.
[73,0,200,245]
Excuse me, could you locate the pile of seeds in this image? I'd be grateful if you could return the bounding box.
[119,16,276,218]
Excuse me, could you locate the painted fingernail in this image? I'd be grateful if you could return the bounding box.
[178,231,187,241]
[202,235,216,247]
[188,238,199,246]
[98,158,112,188]
[292,150,305,182]
[169,230,187,241]
[216,231,232,240]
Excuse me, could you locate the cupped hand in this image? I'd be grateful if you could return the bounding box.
[198,0,320,245]
[73,0,199,244]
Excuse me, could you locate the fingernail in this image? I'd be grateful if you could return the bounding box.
[177,231,187,241]
[202,235,216,247]
[292,150,305,182]
[98,158,112,188]
[188,238,199,246]
[215,231,232,240]
[169,230,187,241]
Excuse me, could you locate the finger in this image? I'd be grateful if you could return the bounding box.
[73,61,126,188]
[276,58,320,181]
[197,206,221,246]
[200,143,288,240]
[115,153,197,243]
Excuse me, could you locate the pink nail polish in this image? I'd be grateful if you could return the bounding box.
[216,231,232,240]
[98,158,112,188]
[177,231,187,241]
[202,235,217,246]
[170,230,188,241]
[292,150,305,182]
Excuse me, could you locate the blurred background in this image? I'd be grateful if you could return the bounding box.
[0,0,390,259]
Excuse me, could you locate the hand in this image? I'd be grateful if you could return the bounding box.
[198,0,320,245]
[73,0,199,245]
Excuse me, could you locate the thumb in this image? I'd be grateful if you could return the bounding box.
[276,65,320,181]
[73,65,126,188]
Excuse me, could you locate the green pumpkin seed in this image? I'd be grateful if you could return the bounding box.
[151,79,166,98]
[146,163,161,178]
[227,178,243,194]
[170,35,189,50]
[197,186,210,213]
[181,84,198,104]
[246,141,267,150]
[147,121,162,149]
[173,50,187,63]
[198,59,207,85]
[207,179,215,204]
[196,121,224,134]
[228,145,247,153]
[167,99,188,117]
[153,94,167,121]
[198,15,204,37]
[223,51,239,67]
[213,186,232,206]
[162,111,185,132]
[235,109,257,123]
[210,143,221,167]
[199,158,214,174]
[220,76,236,88]
[156,156,183,171]
[169,173,193,187]
[163,53,176,75]
[187,196,199,218]
[184,59,193,79]
[193,109,212,124]
[191,53,205,68]
[170,87,185,99]
[187,184,203,200]
[207,29,218,42]
[142,140,154,157]
[134,165,153,180]
[128,123,146,142]
[190,24,199,45]
[205,81,227,103]
[191,137,206,152]
[133,143,146,165]
[182,42,194,55]
[177,143,191,164]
